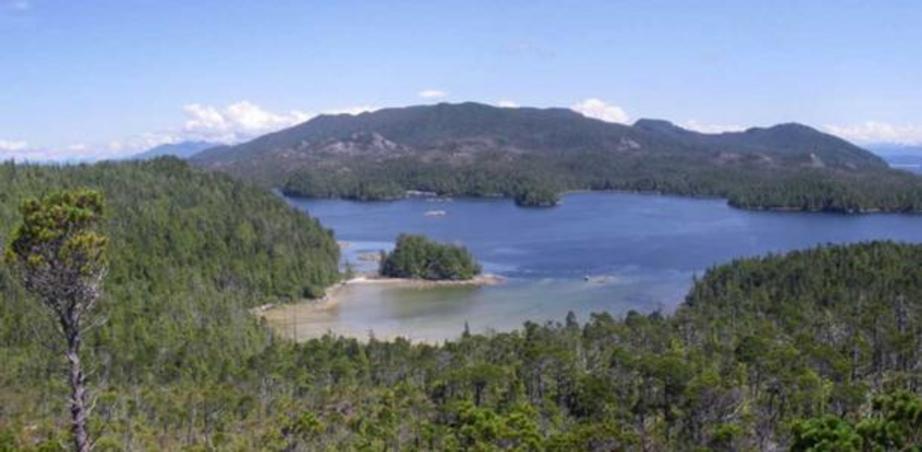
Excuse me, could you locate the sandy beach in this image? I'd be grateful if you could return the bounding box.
[254,273,505,338]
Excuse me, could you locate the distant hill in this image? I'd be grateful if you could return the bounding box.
[192,102,922,213]
[884,155,922,174]
[868,142,922,157]
[132,140,217,160]
[867,143,922,174]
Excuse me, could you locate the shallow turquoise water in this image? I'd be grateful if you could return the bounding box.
[283,192,922,341]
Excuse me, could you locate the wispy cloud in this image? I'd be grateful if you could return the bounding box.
[681,120,745,134]
[0,139,28,152]
[324,105,377,116]
[0,101,378,162]
[418,89,447,99]
[504,41,556,59]
[6,0,30,11]
[0,139,109,163]
[496,100,519,108]
[570,98,629,124]
[824,121,922,145]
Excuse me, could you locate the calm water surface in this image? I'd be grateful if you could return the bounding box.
[283,192,922,341]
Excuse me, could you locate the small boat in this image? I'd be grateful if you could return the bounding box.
[424,210,447,217]
[584,275,617,284]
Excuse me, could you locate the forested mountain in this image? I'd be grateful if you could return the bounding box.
[131,140,217,160]
[189,102,922,213]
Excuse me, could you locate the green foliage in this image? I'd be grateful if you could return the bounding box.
[300,284,326,300]
[3,160,922,450]
[856,391,922,450]
[793,391,922,451]
[7,189,107,277]
[448,402,542,450]
[791,416,863,451]
[6,189,108,317]
[514,184,560,207]
[380,234,481,280]
[0,158,340,408]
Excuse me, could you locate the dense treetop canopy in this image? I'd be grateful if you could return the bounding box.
[7,188,108,280]
[380,234,481,281]
[0,158,340,382]
[1,158,920,450]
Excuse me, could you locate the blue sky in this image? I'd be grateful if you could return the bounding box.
[2,0,921,160]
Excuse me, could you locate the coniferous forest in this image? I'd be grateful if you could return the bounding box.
[0,160,920,450]
[280,151,922,213]
[379,234,482,281]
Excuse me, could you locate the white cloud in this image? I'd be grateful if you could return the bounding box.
[181,100,312,142]
[179,101,378,143]
[570,98,629,124]
[0,139,28,152]
[418,89,447,99]
[0,101,379,162]
[496,100,519,108]
[823,121,922,145]
[681,120,745,134]
[174,101,377,144]
[324,105,377,116]
[137,101,376,153]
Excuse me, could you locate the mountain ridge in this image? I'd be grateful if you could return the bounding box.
[193,102,883,171]
[132,140,218,160]
[191,102,920,213]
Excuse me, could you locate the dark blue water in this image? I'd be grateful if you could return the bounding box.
[280,192,922,341]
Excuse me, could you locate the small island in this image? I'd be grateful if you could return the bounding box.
[380,234,482,280]
[514,186,561,207]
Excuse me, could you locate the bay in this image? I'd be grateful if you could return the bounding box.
[279,192,922,341]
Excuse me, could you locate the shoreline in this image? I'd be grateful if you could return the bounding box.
[284,189,921,216]
[253,273,505,334]
[344,273,504,288]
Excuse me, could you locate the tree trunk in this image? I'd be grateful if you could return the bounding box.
[66,329,91,452]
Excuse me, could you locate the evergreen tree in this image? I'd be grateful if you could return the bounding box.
[6,189,108,452]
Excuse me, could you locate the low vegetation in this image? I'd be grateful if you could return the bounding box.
[379,234,481,280]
